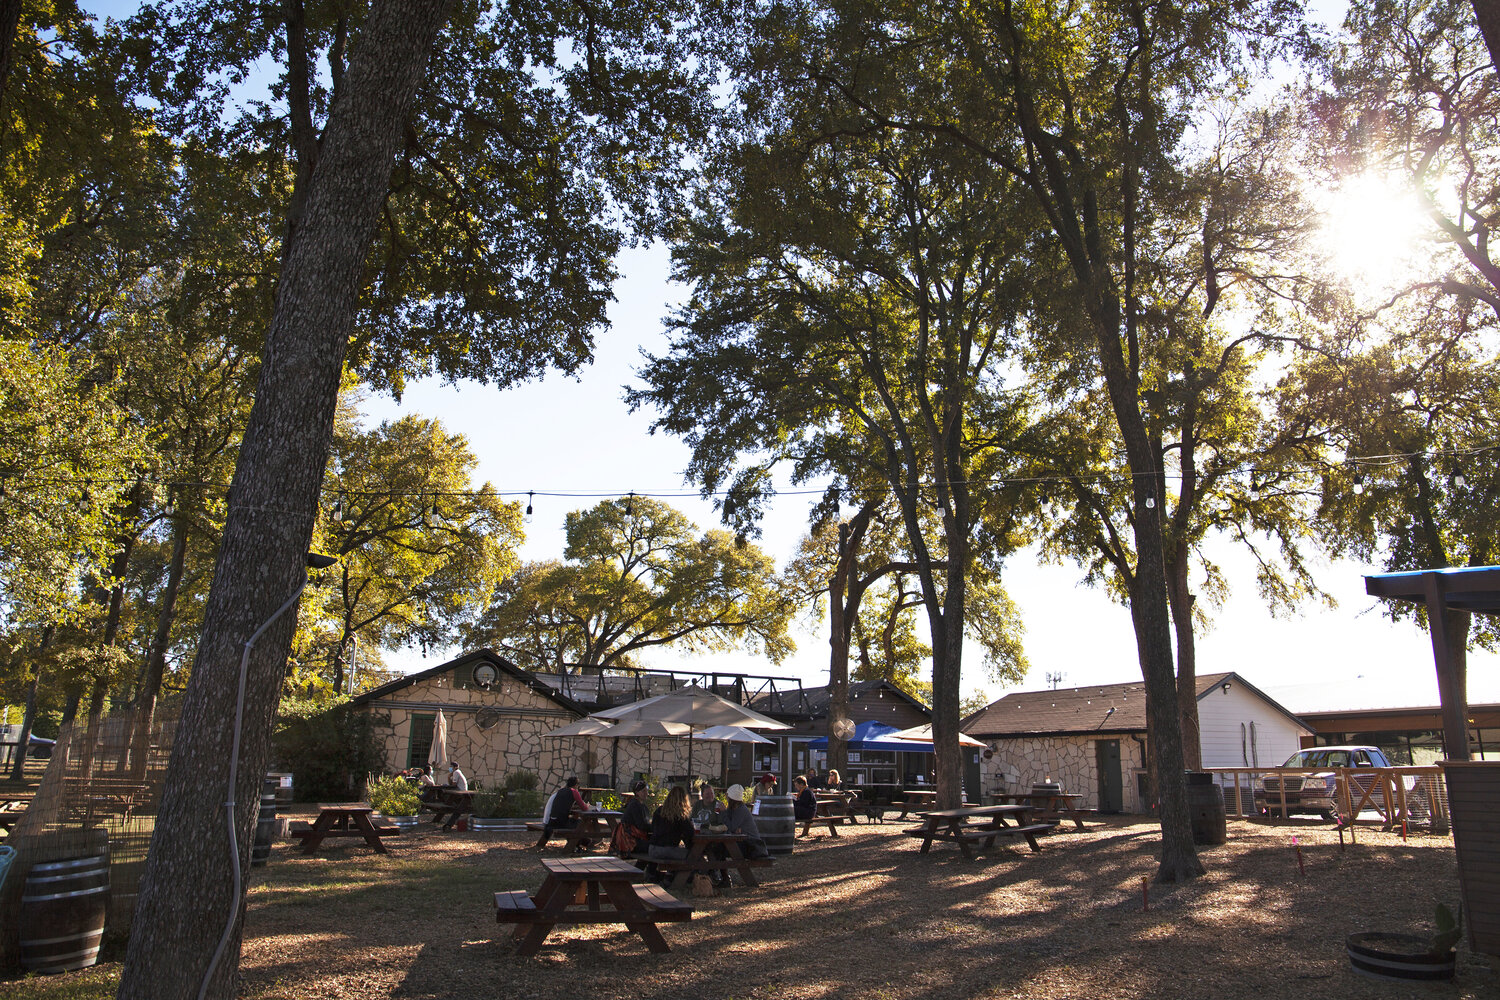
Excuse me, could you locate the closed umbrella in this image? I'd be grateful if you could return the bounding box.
[428,710,450,774]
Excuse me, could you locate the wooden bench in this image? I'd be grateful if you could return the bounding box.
[904,821,1056,857]
[645,854,773,888]
[494,884,695,925]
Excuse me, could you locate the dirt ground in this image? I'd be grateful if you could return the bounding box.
[8,815,1498,999]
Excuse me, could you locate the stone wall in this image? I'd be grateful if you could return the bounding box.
[978,734,1146,812]
[358,669,721,791]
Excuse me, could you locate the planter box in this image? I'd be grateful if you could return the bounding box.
[386,814,421,831]
[1440,760,1500,958]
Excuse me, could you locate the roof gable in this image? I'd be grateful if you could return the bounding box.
[963,671,1307,737]
[350,648,587,715]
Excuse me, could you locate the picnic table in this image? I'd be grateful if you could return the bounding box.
[527,808,622,851]
[425,788,476,830]
[495,855,692,956]
[800,795,856,837]
[905,804,1056,859]
[292,803,399,854]
[893,789,938,820]
[988,791,1092,830]
[643,829,773,889]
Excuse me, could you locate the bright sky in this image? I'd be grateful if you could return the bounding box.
[364,245,1500,715]
[79,0,1500,714]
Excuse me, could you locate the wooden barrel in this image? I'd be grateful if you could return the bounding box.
[251,775,279,867]
[758,795,795,856]
[19,849,110,973]
[1185,771,1227,845]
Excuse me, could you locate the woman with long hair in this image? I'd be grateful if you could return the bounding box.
[648,785,695,862]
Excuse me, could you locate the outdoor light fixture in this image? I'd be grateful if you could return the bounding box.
[1144,496,1156,509]
[202,550,338,1000]
[625,492,636,516]
[1222,681,1231,694]
[525,491,534,522]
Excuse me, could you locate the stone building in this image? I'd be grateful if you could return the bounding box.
[962,671,1310,813]
[350,649,723,790]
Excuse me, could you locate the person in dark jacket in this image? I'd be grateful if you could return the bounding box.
[614,780,653,860]
[546,776,592,849]
[792,775,817,835]
[648,785,695,862]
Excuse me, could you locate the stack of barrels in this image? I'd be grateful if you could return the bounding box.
[19,838,110,973]
[758,794,795,855]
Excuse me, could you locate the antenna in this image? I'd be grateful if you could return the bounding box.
[1045,671,1065,690]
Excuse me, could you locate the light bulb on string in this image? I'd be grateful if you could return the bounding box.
[1144,495,1156,510]
[524,491,534,523]
[1352,479,1365,496]
[625,492,636,516]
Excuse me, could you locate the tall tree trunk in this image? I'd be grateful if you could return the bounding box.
[116,4,452,997]
[825,521,851,777]
[1473,0,1500,74]
[7,627,52,780]
[1167,551,1202,770]
[131,512,190,777]
[0,0,20,112]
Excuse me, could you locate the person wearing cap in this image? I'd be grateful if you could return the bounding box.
[720,783,768,862]
[446,762,469,792]
[754,772,777,797]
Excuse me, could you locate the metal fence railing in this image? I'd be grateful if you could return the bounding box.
[1203,765,1449,834]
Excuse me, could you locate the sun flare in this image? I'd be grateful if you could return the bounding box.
[1314,172,1433,300]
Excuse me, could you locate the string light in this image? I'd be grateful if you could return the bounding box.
[524,491,535,523]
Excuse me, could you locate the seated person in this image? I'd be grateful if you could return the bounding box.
[824,768,844,792]
[719,783,769,860]
[445,762,469,791]
[614,779,654,860]
[648,786,696,866]
[690,782,720,828]
[754,772,778,798]
[546,776,592,848]
[407,766,441,803]
[792,775,817,836]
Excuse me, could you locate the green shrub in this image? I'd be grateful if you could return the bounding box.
[367,774,421,816]
[472,789,506,818]
[503,769,539,792]
[594,791,624,811]
[272,698,388,802]
[495,788,547,818]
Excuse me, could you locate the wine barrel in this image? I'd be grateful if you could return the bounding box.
[252,774,279,867]
[19,849,110,973]
[1185,770,1227,845]
[758,795,795,856]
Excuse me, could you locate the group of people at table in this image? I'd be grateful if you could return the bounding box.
[544,775,772,887]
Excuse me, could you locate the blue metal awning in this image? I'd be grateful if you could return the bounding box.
[807,720,933,753]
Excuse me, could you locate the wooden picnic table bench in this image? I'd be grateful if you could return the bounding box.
[630,830,773,889]
[496,855,692,955]
[799,796,856,838]
[528,808,621,851]
[987,791,1093,831]
[893,789,939,820]
[422,788,476,830]
[905,804,1056,859]
[291,803,399,854]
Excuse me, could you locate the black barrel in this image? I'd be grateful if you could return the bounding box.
[252,774,278,867]
[758,795,795,856]
[19,849,110,973]
[1185,770,1227,845]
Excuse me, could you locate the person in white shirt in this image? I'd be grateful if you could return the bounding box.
[446,762,469,791]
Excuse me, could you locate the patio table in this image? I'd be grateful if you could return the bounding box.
[293,803,399,854]
[495,855,692,955]
[905,804,1055,858]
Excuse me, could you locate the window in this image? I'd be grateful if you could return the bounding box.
[407,712,435,769]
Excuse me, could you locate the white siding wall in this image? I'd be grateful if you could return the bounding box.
[1197,683,1309,771]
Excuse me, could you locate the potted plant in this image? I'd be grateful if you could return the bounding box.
[1346,903,1462,982]
[367,774,422,830]
[469,790,508,831]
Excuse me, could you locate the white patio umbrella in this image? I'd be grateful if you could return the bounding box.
[888,723,986,748]
[591,684,789,780]
[697,724,774,745]
[427,709,450,773]
[543,717,618,738]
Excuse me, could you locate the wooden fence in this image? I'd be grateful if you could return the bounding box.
[1203,765,1449,834]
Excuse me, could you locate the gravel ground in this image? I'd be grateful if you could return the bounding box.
[7,816,1497,999]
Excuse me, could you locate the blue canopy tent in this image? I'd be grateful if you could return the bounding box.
[808,720,934,754]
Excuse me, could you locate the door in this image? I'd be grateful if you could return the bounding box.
[1096,739,1123,813]
[963,750,982,803]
